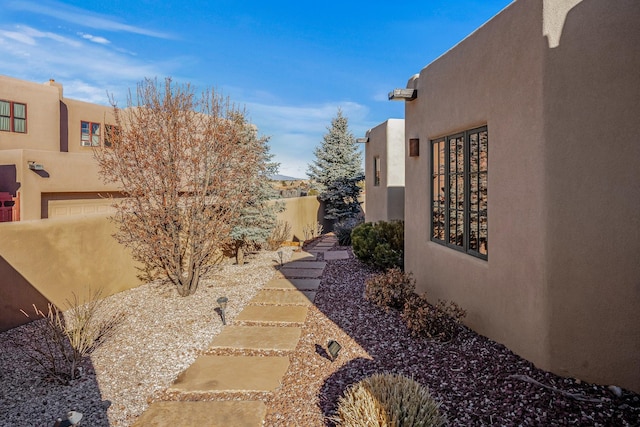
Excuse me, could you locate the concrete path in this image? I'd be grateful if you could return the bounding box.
[133,235,347,426]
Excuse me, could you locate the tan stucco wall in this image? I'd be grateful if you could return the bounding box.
[0,214,141,332]
[64,98,114,154]
[405,0,639,392]
[0,75,61,152]
[0,149,119,220]
[542,0,640,391]
[274,195,323,242]
[365,119,405,223]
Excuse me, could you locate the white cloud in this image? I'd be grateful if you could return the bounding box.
[5,0,171,39]
[79,33,110,45]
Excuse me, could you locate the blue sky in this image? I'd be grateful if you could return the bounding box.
[0,0,512,177]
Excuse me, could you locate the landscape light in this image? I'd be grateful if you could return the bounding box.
[53,411,83,427]
[277,250,284,266]
[388,88,417,101]
[217,296,228,325]
[327,339,342,361]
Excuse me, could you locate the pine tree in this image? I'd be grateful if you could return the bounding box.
[229,117,284,264]
[307,109,364,221]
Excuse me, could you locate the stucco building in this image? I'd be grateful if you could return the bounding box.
[395,0,639,392]
[360,119,405,223]
[0,75,119,221]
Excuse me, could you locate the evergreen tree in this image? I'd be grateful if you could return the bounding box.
[229,117,284,264]
[307,109,364,221]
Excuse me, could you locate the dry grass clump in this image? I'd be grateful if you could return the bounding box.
[332,373,446,427]
[267,220,292,250]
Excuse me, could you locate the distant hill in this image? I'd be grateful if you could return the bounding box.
[270,174,303,181]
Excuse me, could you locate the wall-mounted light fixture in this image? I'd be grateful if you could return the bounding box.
[388,89,417,101]
[28,161,44,171]
[356,137,369,143]
[409,138,420,157]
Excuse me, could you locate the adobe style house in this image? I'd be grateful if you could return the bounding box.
[360,119,405,223]
[0,75,120,221]
[395,0,639,392]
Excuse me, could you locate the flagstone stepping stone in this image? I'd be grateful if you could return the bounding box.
[132,401,266,427]
[236,305,308,323]
[251,289,316,305]
[275,268,324,279]
[323,251,350,260]
[263,278,321,291]
[282,261,326,269]
[169,355,290,393]
[209,325,301,351]
[289,251,317,261]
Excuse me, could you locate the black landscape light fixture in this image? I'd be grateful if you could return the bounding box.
[217,296,228,325]
[327,339,342,361]
[388,88,417,101]
[277,250,284,267]
[53,411,83,427]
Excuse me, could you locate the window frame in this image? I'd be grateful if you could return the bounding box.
[0,100,27,133]
[373,156,381,186]
[430,126,488,260]
[81,121,101,147]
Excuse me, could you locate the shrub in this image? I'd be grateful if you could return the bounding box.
[14,289,121,384]
[332,373,446,427]
[267,220,292,250]
[365,268,415,312]
[334,215,363,246]
[352,220,404,270]
[402,295,467,342]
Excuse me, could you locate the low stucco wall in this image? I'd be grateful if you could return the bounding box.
[0,214,141,331]
[274,195,323,242]
[0,195,347,332]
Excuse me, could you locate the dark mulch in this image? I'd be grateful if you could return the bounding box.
[266,251,639,426]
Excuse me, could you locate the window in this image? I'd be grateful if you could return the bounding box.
[0,100,27,133]
[374,156,381,186]
[81,121,101,147]
[104,124,120,148]
[431,126,487,259]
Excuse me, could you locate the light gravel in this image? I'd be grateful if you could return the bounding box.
[0,248,291,427]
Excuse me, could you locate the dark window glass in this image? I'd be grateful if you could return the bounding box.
[430,126,488,259]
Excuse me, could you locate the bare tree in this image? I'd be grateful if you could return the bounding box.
[94,78,265,296]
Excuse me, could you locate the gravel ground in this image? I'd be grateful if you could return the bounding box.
[0,248,289,427]
[1,243,639,426]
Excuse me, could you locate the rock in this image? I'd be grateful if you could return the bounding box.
[608,385,623,397]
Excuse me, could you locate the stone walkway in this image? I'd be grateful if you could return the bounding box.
[133,234,346,426]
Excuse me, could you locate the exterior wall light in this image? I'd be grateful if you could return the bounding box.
[327,339,342,361]
[388,89,417,101]
[28,161,44,171]
[217,296,228,325]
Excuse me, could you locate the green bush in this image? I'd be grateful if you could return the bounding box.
[402,295,467,342]
[365,268,415,312]
[332,373,446,427]
[351,220,404,270]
